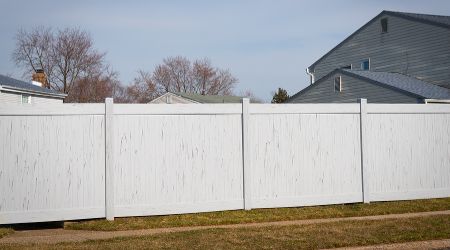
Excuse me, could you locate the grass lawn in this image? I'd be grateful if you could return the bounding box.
[65,197,450,231]
[2,214,450,249]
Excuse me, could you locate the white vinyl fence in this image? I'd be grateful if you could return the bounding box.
[0,99,449,224]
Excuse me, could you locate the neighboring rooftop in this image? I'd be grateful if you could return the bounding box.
[388,11,450,28]
[171,92,245,103]
[0,74,66,97]
[342,69,450,99]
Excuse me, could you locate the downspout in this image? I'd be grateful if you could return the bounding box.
[306,67,315,85]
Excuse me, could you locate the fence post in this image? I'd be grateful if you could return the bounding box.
[359,98,370,203]
[105,98,115,220]
[242,98,252,210]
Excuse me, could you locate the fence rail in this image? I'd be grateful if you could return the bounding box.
[0,99,449,224]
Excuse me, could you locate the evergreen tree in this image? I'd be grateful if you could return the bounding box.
[271,88,290,103]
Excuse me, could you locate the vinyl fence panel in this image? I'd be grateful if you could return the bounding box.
[249,105,363,208]
[112,104,244,217]
[365,104,450,201]
[0,104,105,224]
[1,102,449,225]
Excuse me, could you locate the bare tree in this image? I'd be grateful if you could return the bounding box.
[240,89,263,103]
[52,28,104,93]
[209,69,236,95]
[65,66,120,103]
[147,56,237,99]
[13,27,106,95]
[12,27,54,87]
[192,58,216,95]
[125,70,163,103]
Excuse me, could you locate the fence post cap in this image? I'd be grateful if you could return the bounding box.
[358,98,367,104]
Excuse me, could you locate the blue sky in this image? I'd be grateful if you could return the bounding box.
[1,0,450,101]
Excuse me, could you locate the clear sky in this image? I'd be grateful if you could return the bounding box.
[1,0,450,101]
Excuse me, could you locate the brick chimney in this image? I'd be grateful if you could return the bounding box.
[32,69,50,89]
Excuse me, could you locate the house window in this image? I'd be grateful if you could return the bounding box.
[361,59,370,70]
[21,94,31,104]
[381,18,388,33]
[341,64,352,70]
[334,76,342,92]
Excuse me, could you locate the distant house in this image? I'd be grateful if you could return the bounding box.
[0,72,66,104]
[288,10,450,103]
[150,91,245,104]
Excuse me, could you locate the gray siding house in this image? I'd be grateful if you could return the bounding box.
[289,69,450,103]
[0,74,66,104]
[289,11,450,103]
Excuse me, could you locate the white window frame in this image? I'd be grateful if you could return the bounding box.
[334,76,342,92]
[21,94,31,104]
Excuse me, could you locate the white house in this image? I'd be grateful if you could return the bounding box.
[0,71,66,104]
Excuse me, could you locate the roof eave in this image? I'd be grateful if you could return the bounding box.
[385,11,450,29]
[287,69,341,102]
[171,92,202,103]
[0,85,67,98]
[339,70,427,99]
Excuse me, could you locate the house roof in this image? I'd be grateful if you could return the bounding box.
[341,69,450,99]
[287,69,450,102]
[308,10,450,71]
[0,74,66,98]
[389,11,450,28]
[172,92,244,103]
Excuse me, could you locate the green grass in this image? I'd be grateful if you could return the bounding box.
[0,228,14,239]
[3,214,450,249]
[65,197,450,231]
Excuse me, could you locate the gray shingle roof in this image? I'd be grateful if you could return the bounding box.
[0,74,66,97]
[342,69,450,99]
[173,92,245,103]
[387,11,450,28]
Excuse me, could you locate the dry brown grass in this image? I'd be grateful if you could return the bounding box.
[0,228,13,239]
[65,197,450,231]
[2,214,450,249]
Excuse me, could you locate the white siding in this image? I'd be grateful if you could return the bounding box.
[0,92,21,104]
[150,93,197,104]
[0,91,63,104]
[32,95,63,104]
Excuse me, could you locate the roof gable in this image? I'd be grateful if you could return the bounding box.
[288,69,450,102]
[173,92,243,103]
[150,91,245,104]
[308,10,450,71]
